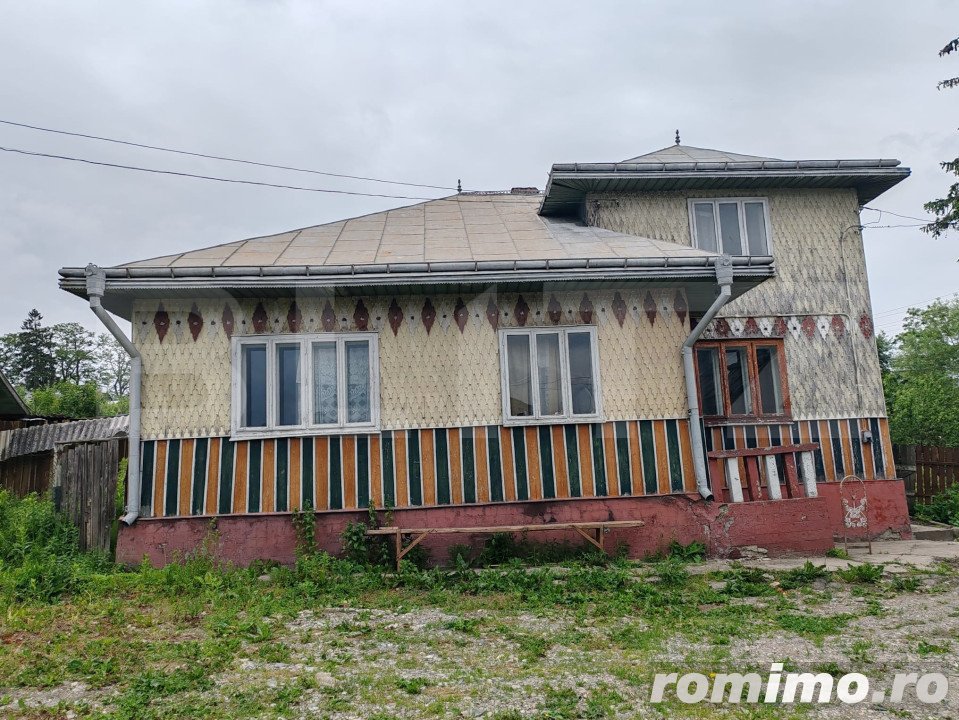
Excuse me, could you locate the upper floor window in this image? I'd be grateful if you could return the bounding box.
[694,339,789,421]
[232,333,379,438]
[499,327,602,424]
[688,198,770,255]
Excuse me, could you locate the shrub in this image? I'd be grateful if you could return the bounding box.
[836,562,884,584]
[667,540,706,562]
[779,561,829,590]
[0,490,112,602]
[914,484,959,526]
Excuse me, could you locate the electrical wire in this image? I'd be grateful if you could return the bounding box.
[862,206,933,224]
[0,145,440,200]
[873,290,959,318]
[0,118,458,191]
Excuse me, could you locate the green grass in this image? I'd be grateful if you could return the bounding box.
[0,491,954,719]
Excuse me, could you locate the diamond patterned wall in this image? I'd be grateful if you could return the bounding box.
[586,188,885,419]
[134,288,691,440]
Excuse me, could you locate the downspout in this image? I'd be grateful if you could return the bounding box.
[85,264,142,525]
[682,254,735,500]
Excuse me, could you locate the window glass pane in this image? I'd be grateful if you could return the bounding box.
[568,331,596,415]
[744,202,768,255]
[242,344,267,428]
[693,202,718,252]
[311,342,338,425]
[345,340,371,424]
[756,346,784,414]
[718,202,743,255]
[696,348,722,416]
[276,343,300,426]
[506,335,532,417]
[536,333,564,416]
[726,346,752,415]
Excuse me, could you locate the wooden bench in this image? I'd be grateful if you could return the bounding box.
[366,520,646,570]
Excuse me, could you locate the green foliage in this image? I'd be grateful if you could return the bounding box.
[0,310,130,409]
[881,300,959,444]
[836,562,884,584]
[825,546,849,559]
[447,543,473,567]
[719,563,774,597]
[27,381,102,418]
[915,483,959,525]
[924,35,959,237]
[476,531,605,567]
[0,491,112,602]
[666,540,706,562]
[779,561,829,590]
[291,505,316,558]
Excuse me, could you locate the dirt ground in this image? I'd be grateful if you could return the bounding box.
[3,541,959,719]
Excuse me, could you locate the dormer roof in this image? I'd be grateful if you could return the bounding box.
[540,144,910,216]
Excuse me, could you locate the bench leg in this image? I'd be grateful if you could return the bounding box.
[573,526,605,553]
[397,530,432,568]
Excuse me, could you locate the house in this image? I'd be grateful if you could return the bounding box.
[0,367,29,423]
[59,142,912,565]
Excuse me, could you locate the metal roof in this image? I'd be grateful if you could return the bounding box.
[540,144,910,216]
[59,190,778,318]
[0,415,129,461]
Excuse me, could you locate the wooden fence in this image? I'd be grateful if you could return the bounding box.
[52,438,124,553]
[0,453,54,496]
[893,444,959,505]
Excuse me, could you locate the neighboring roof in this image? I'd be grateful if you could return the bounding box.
[540,144,910,216]
[0,415,129,461]
[59,192,776,319]
[0,370,29,419]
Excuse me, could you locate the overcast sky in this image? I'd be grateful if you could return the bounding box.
[1,0,956,338]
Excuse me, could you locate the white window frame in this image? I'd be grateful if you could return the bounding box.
[687,197,773,256]
[230,332,380,439]
[498,326,603,426]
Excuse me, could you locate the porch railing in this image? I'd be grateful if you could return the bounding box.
[706,442,819,502]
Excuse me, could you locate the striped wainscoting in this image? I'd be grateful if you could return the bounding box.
[703,417,893,491]
[139,420,696,518]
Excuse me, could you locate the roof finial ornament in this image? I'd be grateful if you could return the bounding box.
[457,178,462,194]
[675,129,680,145]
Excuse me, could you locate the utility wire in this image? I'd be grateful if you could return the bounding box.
[0,145,444,200]
[873,290,959,319]
[0,118,458,191]
[862,206,933,224]
[0,143,541,202]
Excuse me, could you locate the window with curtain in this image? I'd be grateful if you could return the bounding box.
[689,198,770,256]
[233,333,379,437]
[694,339,789,420]
[499,327,601,423]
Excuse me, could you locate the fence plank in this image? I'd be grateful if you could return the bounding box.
[53,438,122,553]
[896,443,959,504]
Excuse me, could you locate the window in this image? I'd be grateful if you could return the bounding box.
[232,333,379,437]
[694,339,789,420]
[688,198,770,255]
[499,327,602,424]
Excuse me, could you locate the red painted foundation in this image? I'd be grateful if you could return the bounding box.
[116,479,911,568]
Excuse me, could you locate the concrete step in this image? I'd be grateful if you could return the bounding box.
[910,523,958,541]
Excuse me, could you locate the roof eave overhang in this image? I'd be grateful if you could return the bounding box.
[59,257,776,320]
[539,166,911,216]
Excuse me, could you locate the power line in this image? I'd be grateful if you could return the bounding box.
[0,145,444,200]
[0,118,458,191]
[873,290,959,319]
[862,206,932,224]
